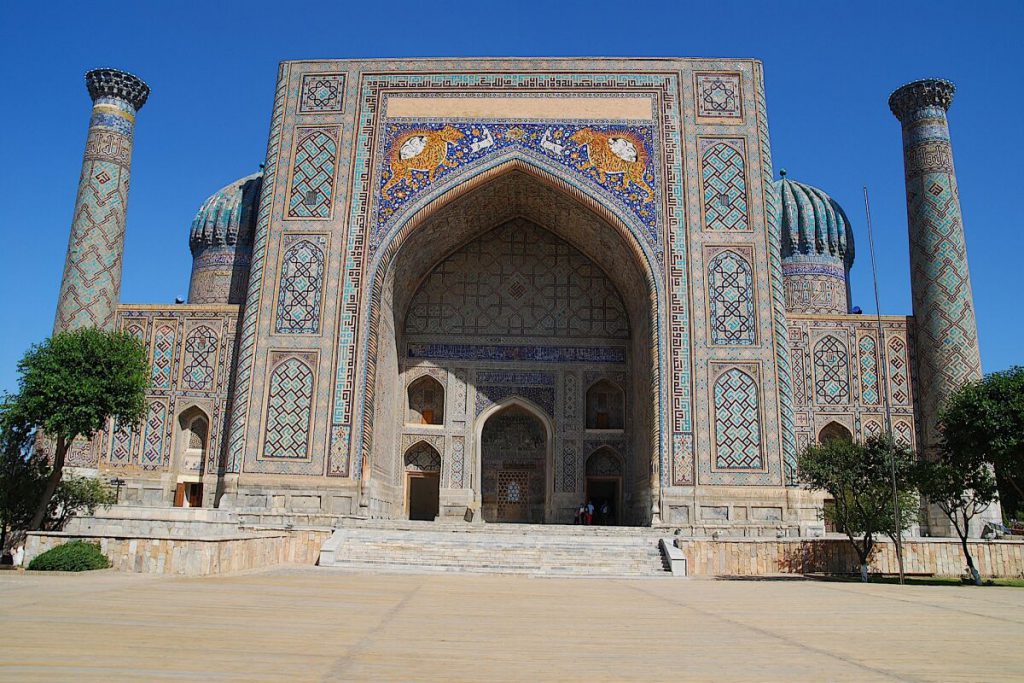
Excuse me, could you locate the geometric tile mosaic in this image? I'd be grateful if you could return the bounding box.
[150,323,176,389]
[275,235,326,334]
[700,139,748,231]
[813,335,850,405]
[695,72,742,119]
[262,357,315,459]
[299,73,345,114]
[287,127,339,219]
[181,325,218,391]
[708,249,755,345]
[857,335,880,405]
[713,368,763,469]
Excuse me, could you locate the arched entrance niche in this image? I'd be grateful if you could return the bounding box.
[477,399,552,523]
[174,406,208,507]
[404,441,441,521]
[362,161,662,525]
[585,447,624,525]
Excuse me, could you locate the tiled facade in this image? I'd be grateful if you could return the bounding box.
[52,63,981,534]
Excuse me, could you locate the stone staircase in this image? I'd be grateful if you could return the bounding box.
[318,520,670,577]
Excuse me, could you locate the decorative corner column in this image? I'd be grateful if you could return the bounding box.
[54,68,150,332]
[889,79,997,532]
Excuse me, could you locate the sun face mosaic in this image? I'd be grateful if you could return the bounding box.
[372,121,660,254]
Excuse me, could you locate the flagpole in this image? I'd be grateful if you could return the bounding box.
[864,186,905,585]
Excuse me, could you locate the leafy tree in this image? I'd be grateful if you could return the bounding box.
[799,436,919,581]
[918,446,1000,586]
[939,366,1024,521]
[0,414,45,557]
[8,329,147,530]
[1,414,118,557]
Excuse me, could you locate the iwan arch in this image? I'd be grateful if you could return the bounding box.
[52,59,986,535]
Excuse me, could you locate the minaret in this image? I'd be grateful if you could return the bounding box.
[54,68,150,332]
[889,79,982,454]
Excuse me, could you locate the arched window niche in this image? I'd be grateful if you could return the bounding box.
[585,379,624,430]
[818,421,853,444]
[407,375,445,426]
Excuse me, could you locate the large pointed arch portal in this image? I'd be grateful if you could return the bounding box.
[355,159,666,525]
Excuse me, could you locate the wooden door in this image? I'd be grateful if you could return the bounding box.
[173,483,186,507]
[408,473,440,521]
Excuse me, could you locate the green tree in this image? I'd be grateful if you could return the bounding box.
[918,449,1000,586]
[799,436,919,581]
[8,329,147,531]
[939,366,1024,521]
[0,415,45,557]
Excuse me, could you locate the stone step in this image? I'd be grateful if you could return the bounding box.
[319,523,670,576]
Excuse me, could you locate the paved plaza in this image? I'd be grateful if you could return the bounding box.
[1,568,1023,681]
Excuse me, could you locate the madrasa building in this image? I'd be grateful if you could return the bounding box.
[52,58,984,536]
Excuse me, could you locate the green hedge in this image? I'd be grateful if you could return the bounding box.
[28,541,111,572]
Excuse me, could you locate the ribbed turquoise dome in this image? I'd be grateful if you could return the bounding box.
[774,173,854,268]
[189,172,262,254]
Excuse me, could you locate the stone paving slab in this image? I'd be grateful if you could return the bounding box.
[1,567,1022,681]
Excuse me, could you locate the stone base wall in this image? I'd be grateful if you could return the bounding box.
[24,529,331,576]
[676,537,1024,578]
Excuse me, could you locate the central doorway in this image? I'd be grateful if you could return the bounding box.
[480,403,550,523]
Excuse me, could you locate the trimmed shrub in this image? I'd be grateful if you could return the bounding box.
[28,540,110,571]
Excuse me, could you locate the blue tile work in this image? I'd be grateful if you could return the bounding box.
[695,72,743,119]
[140,399,169,471]
[476,386,556,419]
[299,73,346,113]
[149,323,176,389]
[475,370,556,386]
[813,335,851,405]
[103,307,238,476]
[332,71,683,487]
[889,79,983,454]
[700,139,748,231]
[373,122,659,256]
[54,72,148,333]
[227,65,289,474]
[275,235,326,334]
[262,356,315,459]
[407,343,626,364]
[857,335,881,405]
[286,127,339,219]
[707,249,756,345]
[712,368,763,469]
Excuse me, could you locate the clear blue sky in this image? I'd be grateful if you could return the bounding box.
[1,1,1021,394]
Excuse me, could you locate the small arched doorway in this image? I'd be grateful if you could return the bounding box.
[585,447,624,525]
[404,441,441,521]
[174,406,209,507]
[479,402,550,524]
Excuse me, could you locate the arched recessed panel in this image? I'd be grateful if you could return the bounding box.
[263,358,314,459]
[707,250,755,345]
[818,421,853,444]
[480,404,548,524]
[407,376,444,425]
[813,335,851,405]
[404,441,442,472]
[276,237,326,334]
[586,380,624,430]
[713,369,762,469]
[586,447,623,477]
[404,220,629,340]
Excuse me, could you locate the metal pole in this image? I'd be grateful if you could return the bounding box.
[864,186,905,585]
